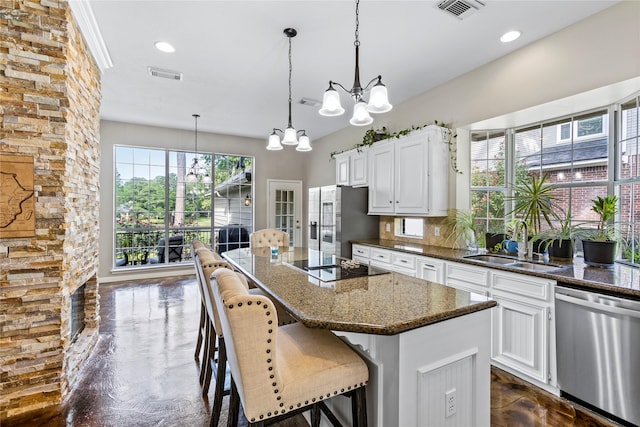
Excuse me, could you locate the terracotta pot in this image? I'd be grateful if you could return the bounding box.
[582,240,617,268]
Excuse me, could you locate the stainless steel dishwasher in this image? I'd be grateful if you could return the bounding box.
[555,285,640,427]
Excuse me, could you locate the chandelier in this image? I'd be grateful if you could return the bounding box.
[186,114,212,183]
[267,28,312,151]
[319,0,392,126]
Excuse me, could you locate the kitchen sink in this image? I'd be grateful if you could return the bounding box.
[464,254,564,272]
[463,254,519,265]
[508,262,563,272]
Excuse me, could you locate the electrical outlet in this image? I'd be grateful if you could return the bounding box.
[445,388,456,417]
[386,223,391,232]
[434,226,440,237]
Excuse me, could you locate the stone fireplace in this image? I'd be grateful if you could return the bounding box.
[0,1,101,421]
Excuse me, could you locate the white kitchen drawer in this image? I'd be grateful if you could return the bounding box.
[370,248,392,264]
[416,256,445,284]
[492,270,554,302]
[391,252,416,270]
[352,244,371,259]
[445,261,490,295]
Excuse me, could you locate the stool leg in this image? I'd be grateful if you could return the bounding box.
[200,319,211,386]
[225,378,240,427]
[311,404,321,427]
[202,322,216,395]
[352,386,367,427]
[210,337,227,427]
[195,302,205,359]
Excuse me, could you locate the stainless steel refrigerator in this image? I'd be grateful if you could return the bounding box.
[308,185,379,258]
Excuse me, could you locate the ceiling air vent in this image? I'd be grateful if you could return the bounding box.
[147,66,183,81]
[437,0,485,20]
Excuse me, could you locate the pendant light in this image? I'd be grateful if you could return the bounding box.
[186,114,212,183]
[319,0,392,126]
[267,28,312,152]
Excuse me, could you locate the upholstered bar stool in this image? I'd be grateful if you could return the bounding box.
[192,240,210,361]
[196,255,252,427]
[197,253,242,393]
[193,242,225,368]
[247,229,296,325]
[211,268,369,427]
[250,228,289,249]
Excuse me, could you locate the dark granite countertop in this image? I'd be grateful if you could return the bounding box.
[222,247,496,335]
[353,239,640,300]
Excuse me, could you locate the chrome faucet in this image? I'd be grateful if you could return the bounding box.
[513,219,529,259]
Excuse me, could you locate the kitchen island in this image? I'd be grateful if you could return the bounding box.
[222,247,496,427]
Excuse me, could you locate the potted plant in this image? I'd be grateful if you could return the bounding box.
[444,209,478,251]
[534,208,577,259]
[507,173,558,253]
[577,195,618,267]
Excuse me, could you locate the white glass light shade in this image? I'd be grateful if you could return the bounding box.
[186,171,197,183]
[367,83,392,113]
[350,100,373,126]
[282,127,298,145]
[319,87,345,116]
[267,132,283,151]
[296,134,312,152]
[201,173,212,184]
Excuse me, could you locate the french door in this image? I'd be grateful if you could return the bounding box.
[267,180,302,247]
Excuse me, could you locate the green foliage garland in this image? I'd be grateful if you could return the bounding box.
[330,120,462,174]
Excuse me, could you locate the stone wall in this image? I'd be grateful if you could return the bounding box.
[0,1,101,420]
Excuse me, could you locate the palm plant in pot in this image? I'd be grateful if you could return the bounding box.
[578,195,619,267]
[534,207,577,259]
[507,173,558,253]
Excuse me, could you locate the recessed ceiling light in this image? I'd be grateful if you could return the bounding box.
[154,41,175,53]
[500,30,521,43]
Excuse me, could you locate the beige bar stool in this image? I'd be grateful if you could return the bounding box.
[211,268,369,427]
[250,228,289,248]
[192,240,214,361]
[196,254,248,427]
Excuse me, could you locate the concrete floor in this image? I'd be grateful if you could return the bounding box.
[3,275,617,427]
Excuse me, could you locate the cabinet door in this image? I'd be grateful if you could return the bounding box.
[395,135,428,214]
[335,152,350,186]
[491,292,549,384]
[350,149,368,187]
[425,127,449,217]
[368,141,395,214]
[417,257,445,284]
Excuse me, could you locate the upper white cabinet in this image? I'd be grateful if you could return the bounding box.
[367,140,395,214]
[335,148,368,187]
[368,126,449,216]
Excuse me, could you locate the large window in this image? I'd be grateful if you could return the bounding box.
[470,130,507,245]
[617,95,640,263]
[114,147,253,269]
[471,95,640,265]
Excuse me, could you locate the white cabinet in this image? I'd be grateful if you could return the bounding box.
[335,148,368,187]
[352,243,558,393]
[490,271,555,388]
[416,256,445,284]
[335,152,350,186]
[352,244,417,277]
[367,126,449,216]
[352,244,371,264]
[367,140,395,214]
[445,261,490,296]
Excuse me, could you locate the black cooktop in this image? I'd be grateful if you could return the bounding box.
[289,258,389,282]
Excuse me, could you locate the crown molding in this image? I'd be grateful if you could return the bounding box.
[68,0,113,73]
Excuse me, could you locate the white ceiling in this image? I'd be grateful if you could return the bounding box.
[85,0,620,141]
